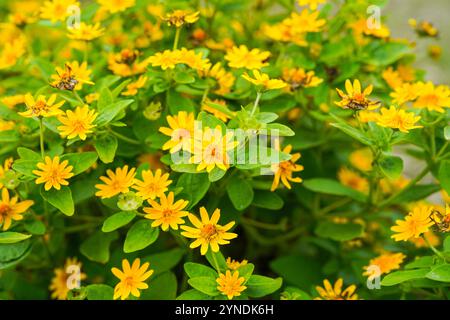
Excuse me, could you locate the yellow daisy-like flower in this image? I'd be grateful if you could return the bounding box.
[225,45,271,70]
[0,158,13,189]
[181,207,237,255]
[297,0,326,10]
[391,205,434,241]
[289,10,327,34]
[226,257,248,271]
[390,82,421,106]
[33,156,74,191]
[97,0,135,14]
[162,10,200,27]
[357,110,379,123]
[1,94,25,109]
[40,0,80,23]
[203,62,235,95]
[49,257,87,300]
[133,169,172,201]
[338,167,369,194]
[95,165,136,199]
[382,67,404,89]
[363,252,406,280]
[314,279,359,300]
[18,93,64,118]
[67,22,105,41]
[111,258,153,300]
[108,49,149,77]
[376,106,422,133]
[242,70,287,91]
[216,270,247,300]
[143,191,189,231]
[202,99,234,123]
[51,62,94,91]
[159,111,195,153]
[147,49,179,70]
[122,75,148,96]
[409,19,439,37]
[0,119,14,131]
[282,67,323,91]
[349,148,373,172]
[413,82,450,113]
[0,188,33,231]
[271,144,304,191]
[335,79,380,110]
[57,105,98,141]
[190,126,238,173]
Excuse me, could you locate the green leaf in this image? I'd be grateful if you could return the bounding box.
[205,250,227,273]
[303,178,367,202]
[167,90,195,114]
[315,221,364,241]
[237,263,254,283]
[381,269,429,286]
[439,160,450,195]
[96,99,134,127]
[177,289,210,300]
[95,135,118,164]
[184,262,218,279]
[123,220,159,253]
[176,173,210,209]
[0,240,33,270]
[60,152,98,176]
[12,160,40,177]
[170,163,199,173]
[80,231,118,264]
[227,175,254,210]
[330,122,372,145]
[252,191,284,210]
[140,271,178,300]
[444,126,450,140]
[102,211,136,232]
[24,220,46,235]
[97,87,114,112]
[266,123,295,136]
[208,167,226,182]
[188,277,220,296]
[405,256,435,269]
[387,184,440,205]
[444,236,450,252]
[281,286,311,300]
[369,42,411,66]
[143,248,185,276]
[426,265,450,283]
[41,186,74,216]
[270,255,322,290]
[174,71,195,84]
[245,275,282,298]
[0,232,32,244]
[17,147,41,161]
[379,154,403,179]
[86,284,114,300]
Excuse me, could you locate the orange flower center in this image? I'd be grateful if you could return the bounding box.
[201,224,218,241]
[0,203,10,216]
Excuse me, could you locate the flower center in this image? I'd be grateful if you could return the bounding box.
[0,203,10,216]
[200,224,218,241]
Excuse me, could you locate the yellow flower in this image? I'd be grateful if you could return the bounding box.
[202,99,234,123]
[271,144,304,191]
[143,191,189,231]
[159,111,195,153]
[409,19,439,37]
[0,38,26,70]
[413,82,450,113]
[190,126,238,173]
[391,205,434,241]
[216,270,247,300]
[442,190,450,203]
[162,10,200,27]
[51,62,94,91]
[225,45,271,70]
[203,62,235,95]
[315,279,358,300]
[338,167,369,194]
[108,49,150,77]
[379,176,410,194]
[351,19,390,40]
[49,257,87,300]
[297,0,326,10]
[0,188,33,231]
[181,207,237,255]
[67,22,105,41]
[148,50,179,70]
[289,10,326,34]
[111,258,153,300]
[357,110,379,123]
[363,252,406,280]
[282,67,323,91]
[98,0,135,14]
[133,169,172,201]
[349,148,373,172]
[40,0,80,23]
[0,158,13,189]
[85,93,99,104]
[95,165,136,199]
[19,93,64,118]
[33,156,74,191]
[0,119,15,131]
[382,67,403,89]
[176,48,211,72]
[122,76,147,96]
[242,70,287,91]
[335,79,379,110]
[428,45,442,60]
[376,106,422,133]
[226,257,248,271]
[390,82,421,105]
[57,105,98,141]
[429,204,450,233]
[1,94,25,109]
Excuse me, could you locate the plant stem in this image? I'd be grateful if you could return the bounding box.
[109,129,141,145]
[73,91,84,105]
[211,251,221,273]
[423,234,446,260]
[241,216,285,231]
[250,91,262,117]
[173,27,181,50]
[39,117,45,158]
[436,141,449,160]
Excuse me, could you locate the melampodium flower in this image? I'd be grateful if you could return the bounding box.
[111,258,153,300]
[49,257,87,300]
[225,45,271,70]
[19,93,64,118]
[147,50,179,70]
[97,0,135,13]
[122,75,147,96]
[33,156,74,191]
[95,165,136,199]
[190,126,238,173]
[67,22,105,41]
[216,270,247,300]
[57,105,97,140]
[51,62,94,91]
[297,0,326,10]
[143,191,189,231]
[413,82,450,113]
[181,207,237,255]
[315,279,358,300]
[363,252,406,280]
[335,79,380,110]
[40,0,80,23]
[390,82,421,105]
[242,70,287,91]
[271,144,304,191]
[409,19,439,37]
[159,111,195,153]
[376,106,422,133]
[133,169,172,200]
[391,205,434,241]
[0,188,33,231]
[338,167,369,194]
[282,68,323,91]
[226,257,248,270]
[162,10,200,27]
[108,49,150,77]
